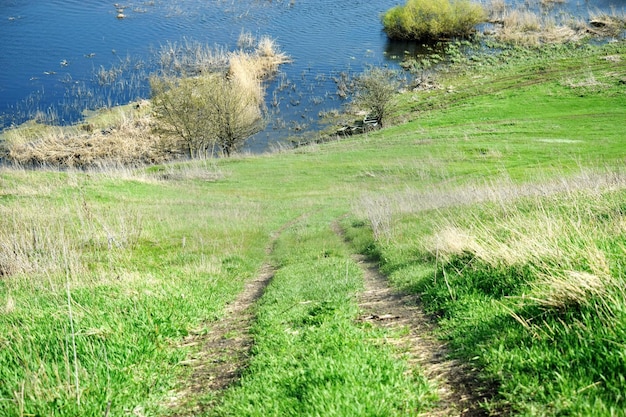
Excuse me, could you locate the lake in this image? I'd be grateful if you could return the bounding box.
[0,0,623,151]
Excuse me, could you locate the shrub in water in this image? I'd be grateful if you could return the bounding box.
[382,0,486,41]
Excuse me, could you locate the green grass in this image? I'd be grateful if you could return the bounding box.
[0,172,271,416]
[355,184,626,415]
[0,39,625,416]
[212,214,435,416]
[341,40,626,415]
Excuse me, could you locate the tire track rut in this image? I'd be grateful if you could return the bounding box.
[167,214,308,414]
[334,222,495,416]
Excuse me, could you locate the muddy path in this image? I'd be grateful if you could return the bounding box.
[168,217,496,415]
[166,214,311,414]
[353,254,494,416]
[333,222,495,417]
[166,263,274,415]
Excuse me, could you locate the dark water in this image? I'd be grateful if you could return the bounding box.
[1,0,623,151]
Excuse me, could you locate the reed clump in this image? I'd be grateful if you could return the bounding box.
[157,39,230,77]
[490,9,585,45]
[485,0,626,46]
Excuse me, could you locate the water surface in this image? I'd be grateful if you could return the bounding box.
[1,0,623,150]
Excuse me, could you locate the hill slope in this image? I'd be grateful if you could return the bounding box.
[0,40,625,416]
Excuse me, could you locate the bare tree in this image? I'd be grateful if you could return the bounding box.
[151,73,266,158]
[205,75,266,157]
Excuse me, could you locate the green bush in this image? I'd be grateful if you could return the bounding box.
[354,67,401,128]
[382,0,486,41]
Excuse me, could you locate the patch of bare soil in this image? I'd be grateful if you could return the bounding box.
[166,263,275,414]
[335,224,497,416]
[166,214,310,415]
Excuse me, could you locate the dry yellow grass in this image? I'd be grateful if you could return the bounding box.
[0,203,82,283]
[357,170,626,311]
[485,1,590,45]
[495,11,585,45]
[0,177,145,290]
[589,11,626,37]
[358,169,626,317]
[5,108,169,168]
[228,35,290,102]
[529,270,613,310]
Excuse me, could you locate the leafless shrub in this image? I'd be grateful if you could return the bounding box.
[151,73,266,158]
[353,67,401,127]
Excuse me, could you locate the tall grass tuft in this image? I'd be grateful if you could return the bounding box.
[0,205,82,282]
[157,38,230,77]
[228,35,290,83]
[529,269,615,311]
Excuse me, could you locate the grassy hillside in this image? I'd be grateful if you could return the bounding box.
[0,40,625,416]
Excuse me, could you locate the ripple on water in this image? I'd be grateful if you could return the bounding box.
[1,0,623,147]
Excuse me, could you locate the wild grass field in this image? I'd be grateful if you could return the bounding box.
[0,39,625,416]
